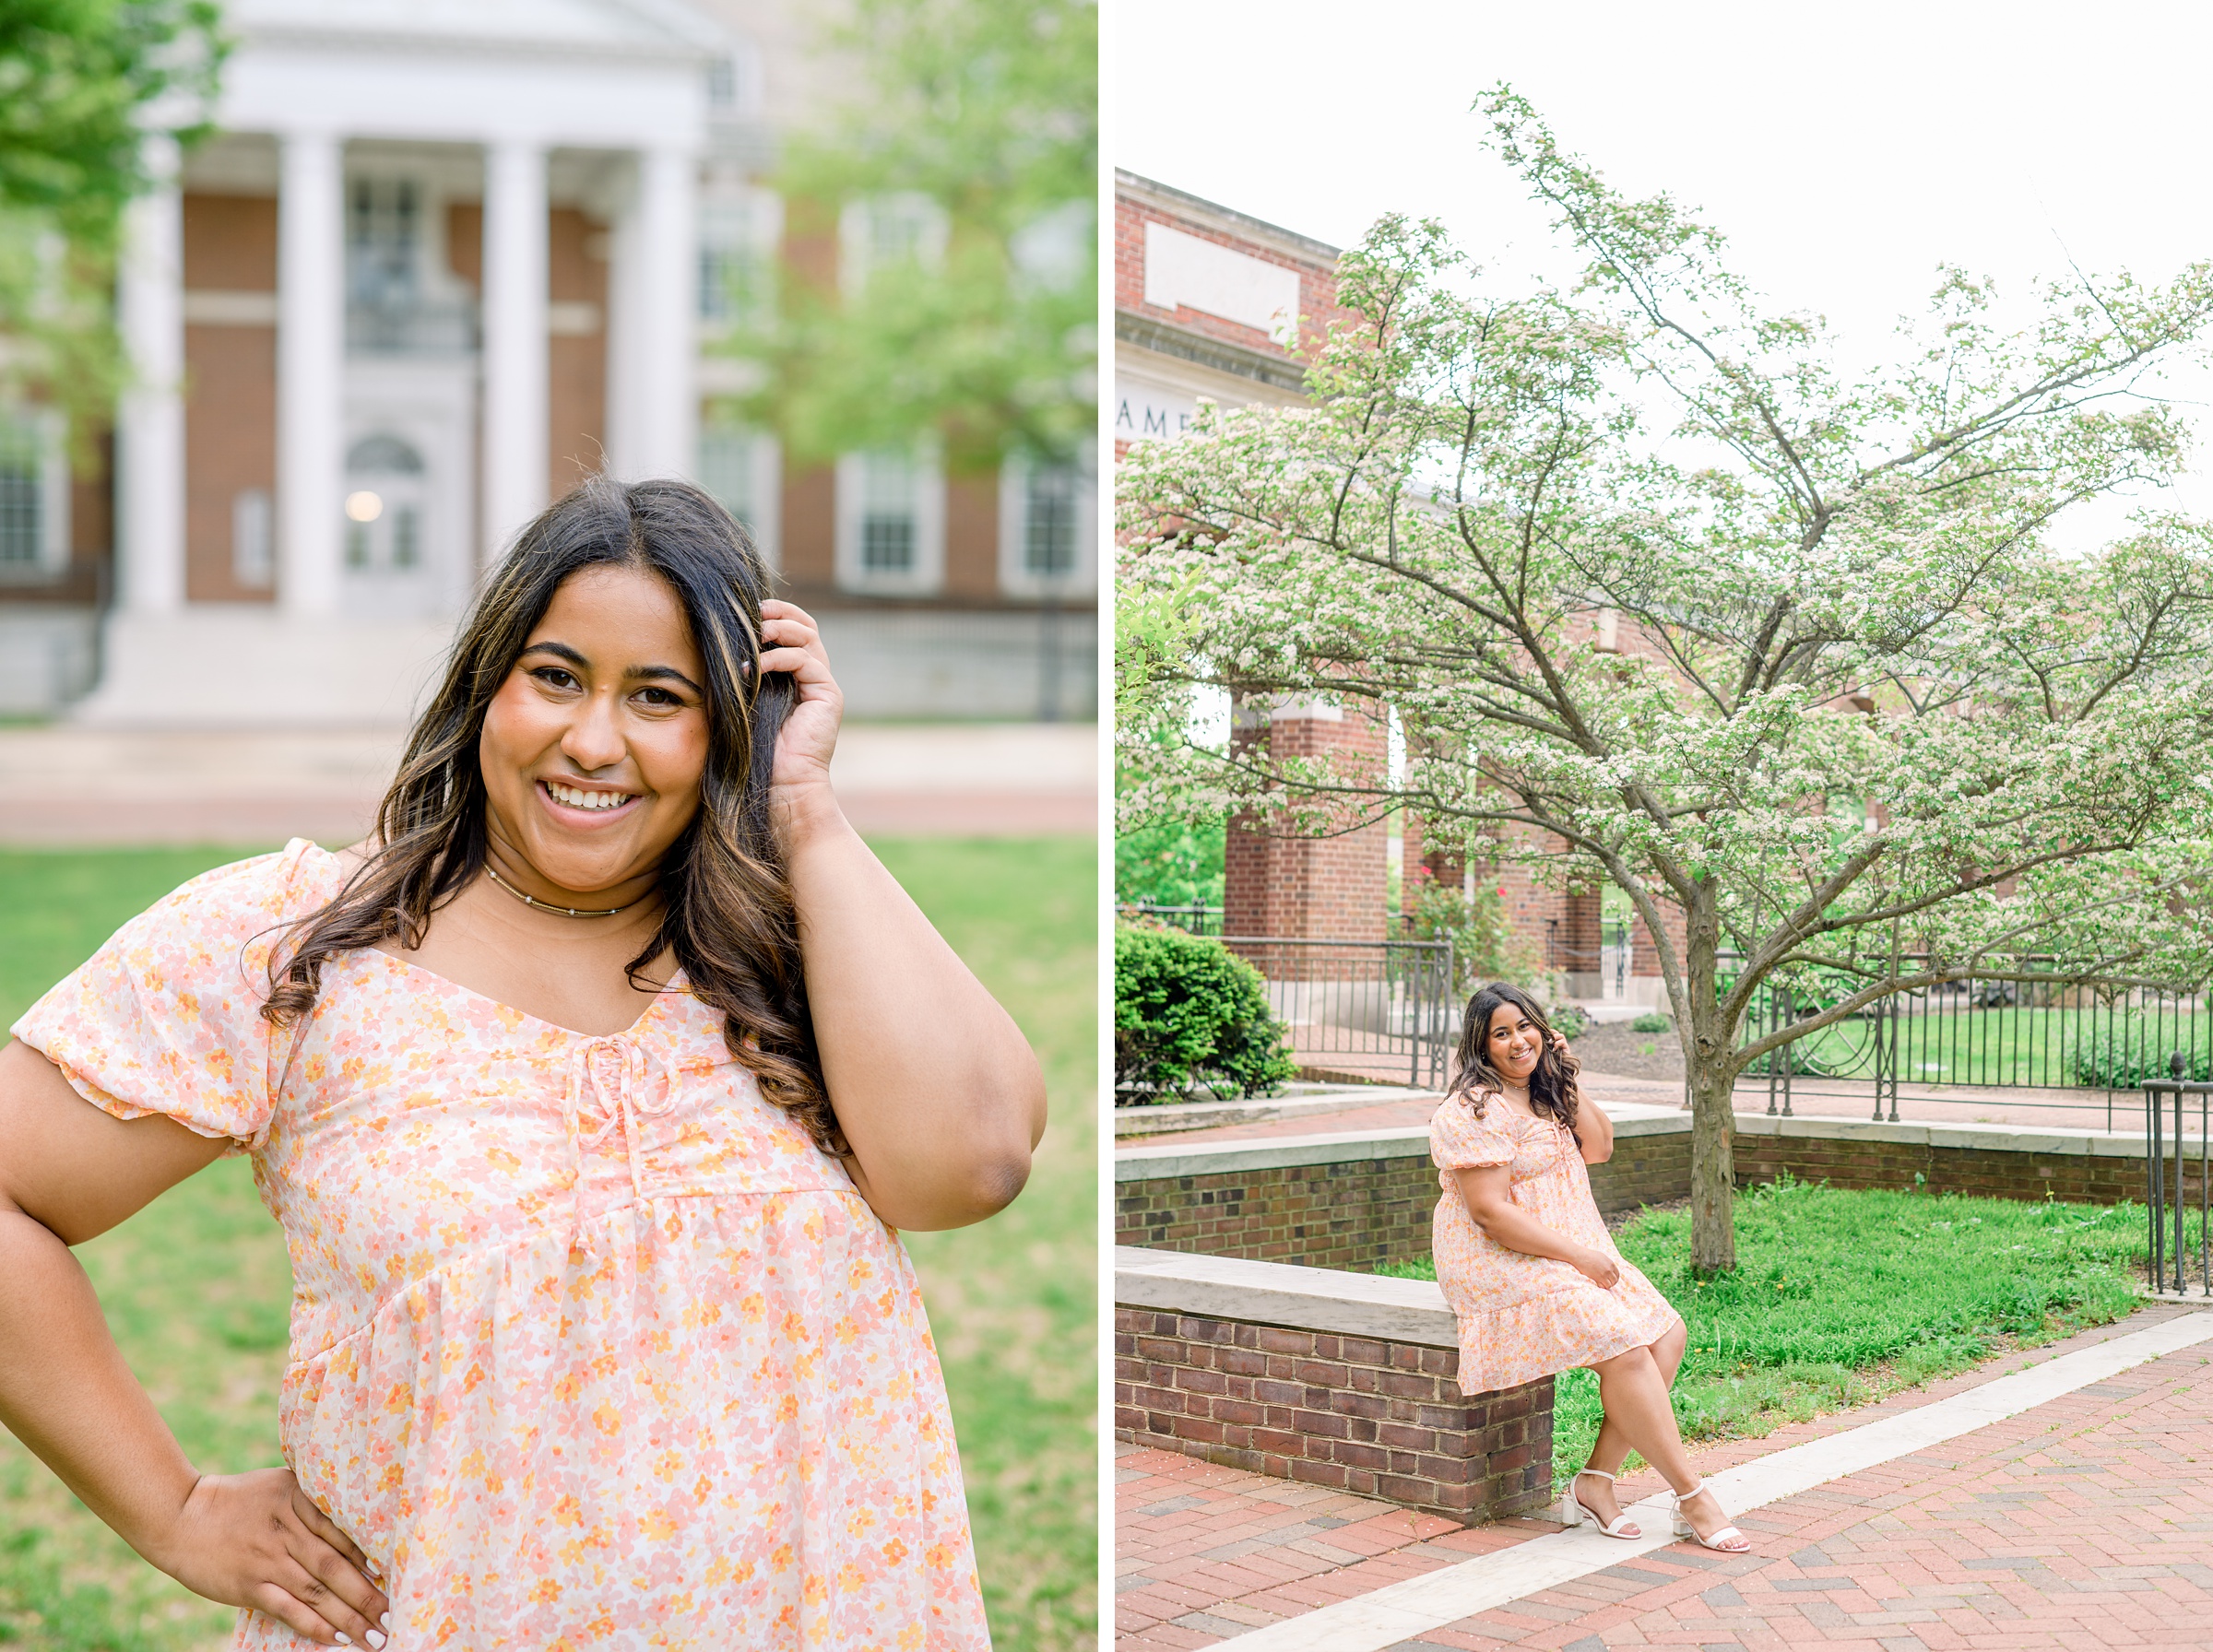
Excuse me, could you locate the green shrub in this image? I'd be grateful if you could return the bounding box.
[2071,1015,2213,1088]
[1630,1011,1672,1033]
[1548,1003,1588,1042]
[1115,925,1296,1102]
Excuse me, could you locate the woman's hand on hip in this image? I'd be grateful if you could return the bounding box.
[148,1469,388,1646]
[1571,1246,1621,1290]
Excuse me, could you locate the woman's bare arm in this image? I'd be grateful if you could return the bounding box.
[776,792,1046,1230]
[1577,1095,1615,1163]
[1452,1162,1620,1288]
[0,1040,390,1646]
[758,601,1045,1232]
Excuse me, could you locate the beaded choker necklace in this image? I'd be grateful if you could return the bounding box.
[484,864,640,920]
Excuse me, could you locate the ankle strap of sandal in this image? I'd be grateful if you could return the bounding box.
[1576,1469,1618,1482]
[1672,1480,1707,1500]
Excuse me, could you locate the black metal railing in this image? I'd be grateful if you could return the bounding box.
[1214,936,1457,1091]
[1118,903,1225,937]
[1721,954,2213,1125]
[2145,1056,2210,1297]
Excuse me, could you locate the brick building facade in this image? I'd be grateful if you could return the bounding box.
[0,0,1095,725]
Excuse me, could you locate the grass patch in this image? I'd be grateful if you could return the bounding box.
[1380,1175,2151,1483]
[0,839,1095,1652]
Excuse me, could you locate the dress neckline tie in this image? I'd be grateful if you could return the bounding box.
[563,1032,678,1243]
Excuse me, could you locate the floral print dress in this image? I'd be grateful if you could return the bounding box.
[14,842,989,1650]
[1429,1092,1680,1395]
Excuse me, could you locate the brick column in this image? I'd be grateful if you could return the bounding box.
[1224,695,1388,941]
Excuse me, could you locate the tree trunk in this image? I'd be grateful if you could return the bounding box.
[1687,1051,1736,1273]
[1684,881,1736,1273]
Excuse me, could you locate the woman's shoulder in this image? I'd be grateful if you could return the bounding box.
[146,839,351,935]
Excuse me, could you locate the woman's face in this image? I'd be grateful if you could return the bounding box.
[1484,1002,1545,1085]
[479,564,711,898]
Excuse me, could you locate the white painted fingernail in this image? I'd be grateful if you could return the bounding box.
[334,1638,351,1647]
[367,1633,387,1650]
[380,1615,392,1632]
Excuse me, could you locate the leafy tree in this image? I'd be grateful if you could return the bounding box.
[729,0,1094,473]
[1114,810,1224,910]
[0,0,221,444]
[1117,88,2213,1271]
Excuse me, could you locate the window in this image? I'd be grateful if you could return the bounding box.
[838,194,947,299]
[697,190,781,326]
[695,425,781,567]
[834,447,944,596]
[1010,200,1093,293]
[0,428,40,570]
[231,489,273,589]
[997,450,1095,599]
[348,179,420,311]
[0,410,66,581]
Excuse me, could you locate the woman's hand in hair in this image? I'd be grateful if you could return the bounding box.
[756,600,844,832]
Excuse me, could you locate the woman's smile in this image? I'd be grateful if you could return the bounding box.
[538,778,645,820]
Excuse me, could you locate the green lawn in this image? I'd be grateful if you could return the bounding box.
[0,842,1096,1652]
[1382,1176,2153,1483]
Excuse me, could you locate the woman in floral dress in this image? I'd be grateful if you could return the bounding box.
[1431,982,1747,1552]
[0,478,1043,1647]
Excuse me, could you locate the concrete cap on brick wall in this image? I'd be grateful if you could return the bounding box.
[1117,1106,2175,1186]
[1113,1106,1688,1182]
[1114,1245,1461,1348]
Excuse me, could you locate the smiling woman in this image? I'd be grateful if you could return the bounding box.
[0,477,1044,1649]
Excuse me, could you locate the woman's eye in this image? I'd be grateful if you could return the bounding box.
[534,667,578,690]
[637,687,682,708]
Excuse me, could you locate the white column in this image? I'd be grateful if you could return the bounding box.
[482,137,549,556]
[277,129,346,619]
[116,134,185,615]
[605,145,697,481]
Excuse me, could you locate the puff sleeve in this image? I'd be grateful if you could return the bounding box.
[1429,1094,1516,1171]
[9,839,329,1154]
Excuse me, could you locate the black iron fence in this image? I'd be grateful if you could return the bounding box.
[2145,1059,2210,1297]
[1119,903,1224,937]
[1723,954,2213,1124]
[1215,937,1457,1090]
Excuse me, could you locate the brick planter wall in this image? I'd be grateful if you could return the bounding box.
[1115,1153,1439,1270]
[1117,1114,2200,1270]
[1114,1306,1553,1525]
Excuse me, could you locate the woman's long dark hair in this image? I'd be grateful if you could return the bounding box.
[262,475,834,1150]
[1449,982,1580,1137]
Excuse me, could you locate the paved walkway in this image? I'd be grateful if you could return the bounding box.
[1146,1073,2143,1148]
[1117,1304,2213,1648]
[0,723,1095,843]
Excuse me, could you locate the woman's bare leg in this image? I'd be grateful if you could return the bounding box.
[1576,1320,1687,1527]
[1580,1340,1738,1544]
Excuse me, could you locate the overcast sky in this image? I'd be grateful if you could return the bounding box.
[1114,0,2213,534]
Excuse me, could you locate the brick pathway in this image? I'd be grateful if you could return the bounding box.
[1116,1304,2213,1649]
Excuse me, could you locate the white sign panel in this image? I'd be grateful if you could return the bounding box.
[1142,222,1301,343]
[1115,378,1202,444]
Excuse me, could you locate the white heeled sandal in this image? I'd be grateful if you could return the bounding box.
[1669,1480,1748,1552]
[1560,1469,1640,1540]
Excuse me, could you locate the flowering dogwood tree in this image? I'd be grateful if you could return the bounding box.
[1117,90,2213,1270]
